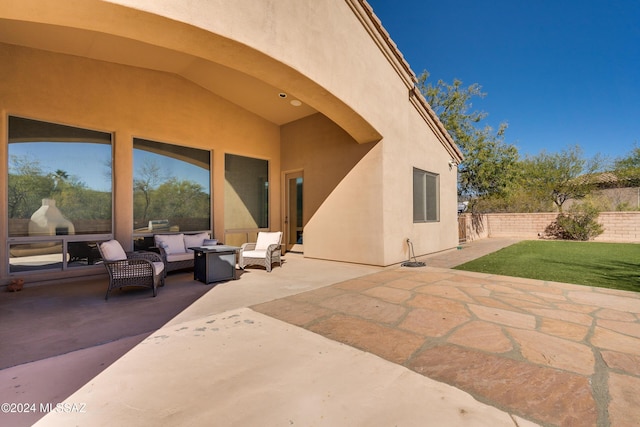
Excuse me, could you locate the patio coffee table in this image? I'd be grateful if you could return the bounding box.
[190,245,241,284]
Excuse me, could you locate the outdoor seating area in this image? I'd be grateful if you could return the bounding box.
[95,231,283,301]
[150,231,285,280]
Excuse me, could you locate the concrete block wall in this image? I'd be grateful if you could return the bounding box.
[486,213,557,239]
[461,212,640,243]
[596,212,640,242]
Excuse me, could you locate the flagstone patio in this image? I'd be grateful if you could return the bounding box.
[253,266,640,426]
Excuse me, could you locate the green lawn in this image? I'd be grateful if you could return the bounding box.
[454,240,640,293]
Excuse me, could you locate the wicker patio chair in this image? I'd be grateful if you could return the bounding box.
[98,239,165,300]
[239,231,282,272]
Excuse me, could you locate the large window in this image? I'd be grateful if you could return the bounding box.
[133,138,211,236]
[413,168,439,222]
[224,154,269,244]
[7,116,113,272]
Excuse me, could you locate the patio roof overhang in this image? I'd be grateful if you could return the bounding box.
[0,0,382,144]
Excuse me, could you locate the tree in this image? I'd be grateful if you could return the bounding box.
[51,169,69,193]
[417,71,519,208]
[8,155,112,229]
[133,159,166,225]
[153,178,210,229]
[613,144,640,186]
[7,154,54,218]
[614,144,640,170]
[520,145,602,212]
[133,159,211,230]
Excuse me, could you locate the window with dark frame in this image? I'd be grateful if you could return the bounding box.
[413,168,440,222]
[132,138,211,235]
[7,116,113,272]
[224,154,269,229]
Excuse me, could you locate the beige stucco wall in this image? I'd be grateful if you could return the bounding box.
[282,113,384,264]
[298,109,460,265]
[269,1,459,265]
[281,114,381,261]
[380,92,460,263]
[281,108,459,265]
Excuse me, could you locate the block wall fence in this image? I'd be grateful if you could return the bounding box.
[460,212,640,243]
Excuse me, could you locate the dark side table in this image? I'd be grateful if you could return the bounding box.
[190,245,240,284]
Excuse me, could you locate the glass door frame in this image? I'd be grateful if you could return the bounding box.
[282,170,303,253]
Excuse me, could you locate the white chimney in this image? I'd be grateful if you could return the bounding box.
[29,199,75,236]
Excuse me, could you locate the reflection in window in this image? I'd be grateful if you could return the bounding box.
[8,240,102,273]
[133,138,211,234]
[8,117,113,236]
[225,154,269,230]
[9,241,63,273]
[67,241,102,266]
[7,116,113,271]
[413,168,439,222]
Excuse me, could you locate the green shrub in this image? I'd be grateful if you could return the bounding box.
[544,202,604,241]
[615,202,640,211]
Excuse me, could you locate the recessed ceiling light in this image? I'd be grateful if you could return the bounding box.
[290,100,302,107]
[278,92,287,98]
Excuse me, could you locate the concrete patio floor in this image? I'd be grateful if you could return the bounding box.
[2,238,639,426]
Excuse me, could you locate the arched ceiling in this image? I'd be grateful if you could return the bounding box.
[0,18,318,126]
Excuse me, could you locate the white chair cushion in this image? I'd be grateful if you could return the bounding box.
[183,232,210,253]
[152,261,165,276]
[255,232,282,251]
[242,250,267,259]
[154,234,185,255]
[100,240,127,261]
[166,252,194,263]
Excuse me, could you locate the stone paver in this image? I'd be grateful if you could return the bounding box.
[607,373,640,427]
[308,314,425,364]
[601,350,640,377]
[508,328,595,375]
[407,344,597,427]
[447,321,513,353]
[253,265,640,427]
[539,317,590,341]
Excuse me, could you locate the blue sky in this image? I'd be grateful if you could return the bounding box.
[366,0,640,162]
[9,142,113,191]
[9,143,209,192]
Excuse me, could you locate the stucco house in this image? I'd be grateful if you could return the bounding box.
[0,0,462,285]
